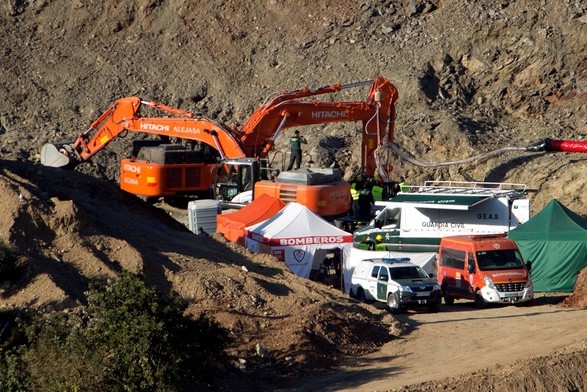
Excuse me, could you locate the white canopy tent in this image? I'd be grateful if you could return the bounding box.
[244,203,353,281]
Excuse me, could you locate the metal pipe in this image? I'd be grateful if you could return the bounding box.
[270,115,289,142]
[209,131,226,159]
[338,79,374,90]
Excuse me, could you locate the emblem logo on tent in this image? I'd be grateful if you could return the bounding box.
[293,249,305,262]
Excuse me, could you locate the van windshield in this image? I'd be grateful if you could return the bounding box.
[476,249,525,271]
[375,207,400,228]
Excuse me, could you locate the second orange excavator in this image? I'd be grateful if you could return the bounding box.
[41,77,399,218]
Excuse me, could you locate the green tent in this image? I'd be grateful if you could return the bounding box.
[508,199,587,292]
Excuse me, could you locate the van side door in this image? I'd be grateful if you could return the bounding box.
[366,265,381,300]
[464,252,476,294]
[439,248,467,296]
[377,266,390,301]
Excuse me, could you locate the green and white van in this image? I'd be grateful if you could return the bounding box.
[353,181,530,252]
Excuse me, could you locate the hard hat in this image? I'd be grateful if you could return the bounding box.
[376,234,383,241]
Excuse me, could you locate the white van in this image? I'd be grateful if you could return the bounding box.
[350,258,441,313]
[353,181,530,251]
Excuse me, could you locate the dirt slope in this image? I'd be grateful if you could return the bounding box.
[1,0,587,390]
[0,158,399,390]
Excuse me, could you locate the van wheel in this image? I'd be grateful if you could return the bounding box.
[356,288,367,303]
[442,289,454,305]
[387,292,400,313]
[475,292,487,308]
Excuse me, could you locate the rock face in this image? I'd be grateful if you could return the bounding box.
[0,0,586,391]
[0,0,585,215]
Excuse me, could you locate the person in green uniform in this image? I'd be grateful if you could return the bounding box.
[372,175,384,201]
[286,130,307,170]
[375,234,386,251]
[350,181,361,218]
[399,176,409,192]
[358,238,371,250]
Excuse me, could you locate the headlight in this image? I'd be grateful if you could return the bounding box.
[433,284,440,291]
[399,286,412,292]
[483,275,496,290]
[524,277,532,288]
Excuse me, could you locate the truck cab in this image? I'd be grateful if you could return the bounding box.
[437,233,533,307]
[350,258,441,313]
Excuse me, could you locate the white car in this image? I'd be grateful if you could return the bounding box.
[350,258,442,313]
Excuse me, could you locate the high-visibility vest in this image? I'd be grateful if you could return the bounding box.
[399,181,409,192]
[350,184,360,201]
[358,242,370,250]
[372,185,383,201]
[375,243,386,251]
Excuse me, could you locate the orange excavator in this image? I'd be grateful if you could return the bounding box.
[41,77,398,217]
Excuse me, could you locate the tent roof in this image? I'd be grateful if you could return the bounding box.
[245,202,353,246]
[509,199,587,241]
[217,194,285,226]
[216,194,285,243]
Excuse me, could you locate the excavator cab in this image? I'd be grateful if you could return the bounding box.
[215,158,351,218]
[215,158,265,206]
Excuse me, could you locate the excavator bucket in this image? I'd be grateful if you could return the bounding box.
[40,142,79,168]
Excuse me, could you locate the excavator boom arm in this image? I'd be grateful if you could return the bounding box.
[76,116,246,161]
[237,77,398,176]
[41,97,246,168]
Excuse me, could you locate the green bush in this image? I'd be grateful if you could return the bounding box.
[0,350,29,392]
[0,271,230,392]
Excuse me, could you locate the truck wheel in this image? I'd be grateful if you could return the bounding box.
[475,292,487,308]
[387,292,400,313]
[442,289,454,305]
[356,288,367,303]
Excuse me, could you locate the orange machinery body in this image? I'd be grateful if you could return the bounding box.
[42,78,398,217]
[254,180,350,217]
[120,159,218,197]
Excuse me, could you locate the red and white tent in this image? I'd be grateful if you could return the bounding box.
[244,203,353,280]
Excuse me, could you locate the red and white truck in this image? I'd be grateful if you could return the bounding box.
[437,233,533,307]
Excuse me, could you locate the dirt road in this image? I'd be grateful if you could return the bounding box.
[280,295,587,392]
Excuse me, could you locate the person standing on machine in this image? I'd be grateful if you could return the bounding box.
[287,130,307,170]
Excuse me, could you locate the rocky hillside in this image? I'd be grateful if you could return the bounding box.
[1,1,587,390]
[1,0,586,215]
